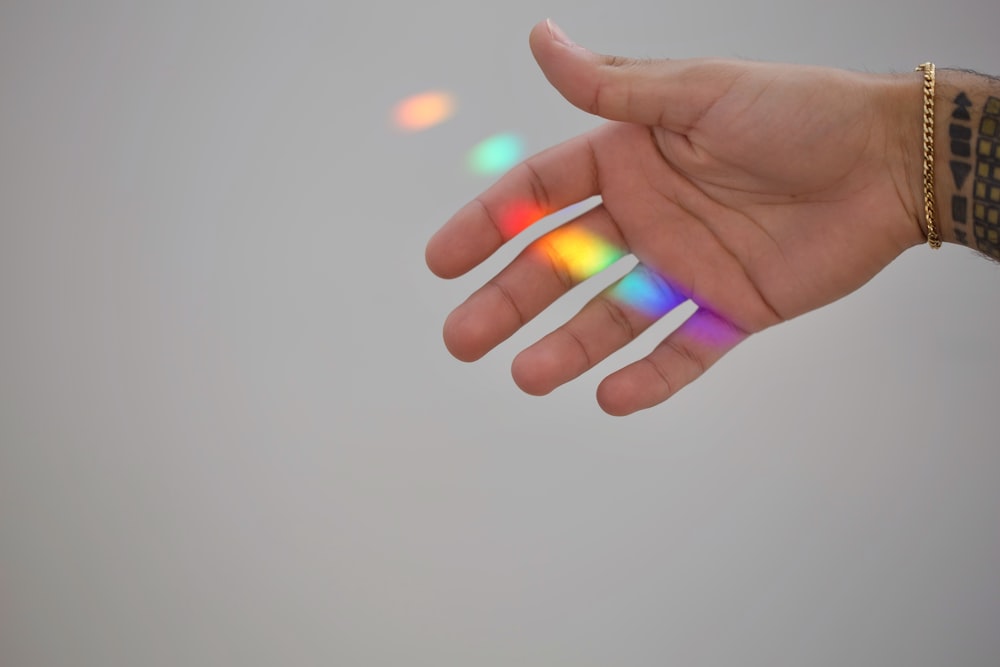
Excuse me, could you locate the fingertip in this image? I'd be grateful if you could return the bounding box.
[529,18,574,48]
[528,24,713,130]
[528,20,548,60]
[425,204,500,279]
[529,18,549,40]
[424,236,444,277]
[546,19,576,47]
[529,19,634,123]
[424,230,461,279]
[511,347,558,396]
[442,308,491,363]
[528,19,553,53]
[529,18,590,84]
[596,374,646,417]
[597,399,631,417]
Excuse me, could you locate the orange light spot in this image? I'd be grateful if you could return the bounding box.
[393,91,456,131]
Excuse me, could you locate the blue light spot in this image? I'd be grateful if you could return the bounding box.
[612,268,684,318]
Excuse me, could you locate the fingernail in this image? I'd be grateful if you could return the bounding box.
[546,19,574,46]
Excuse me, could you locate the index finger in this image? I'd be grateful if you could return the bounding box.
[425,132,600,279]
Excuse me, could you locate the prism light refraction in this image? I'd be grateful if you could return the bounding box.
[468,133,523,176]
[393,91,456,131]
[540,227,623,282]
[497,200,544,239]
[612,267,684,318]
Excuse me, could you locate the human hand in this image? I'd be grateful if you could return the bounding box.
[426,20,927,415]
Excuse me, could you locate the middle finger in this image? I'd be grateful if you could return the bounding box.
[443,204,627,362]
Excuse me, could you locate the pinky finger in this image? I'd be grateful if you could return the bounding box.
[596,308,748,416]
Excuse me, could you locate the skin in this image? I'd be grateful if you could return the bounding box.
[932,68,1000,256]
[425,19,992,416]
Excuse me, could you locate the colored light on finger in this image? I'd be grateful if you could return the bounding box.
[467,133,523,176]
[497,200,545,238]
[393,91,456,131]
[541,227,624,282]
[611,268,685,318]
[685,310,745,349]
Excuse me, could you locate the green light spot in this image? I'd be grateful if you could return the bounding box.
[467,133,523,176]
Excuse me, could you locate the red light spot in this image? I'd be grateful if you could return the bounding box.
[497,200,544,239]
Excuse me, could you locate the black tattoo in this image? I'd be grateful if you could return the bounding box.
[950,161,972,189]
[952,195,968,223]
[953,92,973,121]
[948,90,975,247]
[973,97,1000,259]
[950,96,975,163]
[950,124,972,141]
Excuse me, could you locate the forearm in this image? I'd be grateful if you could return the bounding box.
[932,68,1000,256]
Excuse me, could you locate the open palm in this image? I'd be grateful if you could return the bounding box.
[426,20,925,415]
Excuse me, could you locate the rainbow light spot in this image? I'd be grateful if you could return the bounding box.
[541,227,624,282]
[685,311,744,349]
[497,200,545,239]
[611,268,684,318]
[393,91,456,131]
[468,133,523,176]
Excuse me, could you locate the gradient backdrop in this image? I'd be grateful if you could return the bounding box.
[1,1,999,665]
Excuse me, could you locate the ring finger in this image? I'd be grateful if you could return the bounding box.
[443,204,628,362]
[511,262,687,395]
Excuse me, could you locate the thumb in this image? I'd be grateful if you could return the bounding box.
[529,19,732,132]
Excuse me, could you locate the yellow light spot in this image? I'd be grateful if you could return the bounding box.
[986,97,1000,115]
[988,208,999,225]
[979,139,992,156]
[392,91,456,131]
[976,182,987,198]
[975,203,985,219]
[539,227,624,282]
[991,187,1000,203]
[980,163,991,177]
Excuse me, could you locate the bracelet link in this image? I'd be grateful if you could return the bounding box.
[916,62,942,249]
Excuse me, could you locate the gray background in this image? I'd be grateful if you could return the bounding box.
[1,1,999,665]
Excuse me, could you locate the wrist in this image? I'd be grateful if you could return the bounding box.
[882,67,993,250]
[932,68,999,255]
[880,71,928,248]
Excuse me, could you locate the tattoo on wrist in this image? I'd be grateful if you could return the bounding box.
[949,92,973,247]
[973,96,1000,259]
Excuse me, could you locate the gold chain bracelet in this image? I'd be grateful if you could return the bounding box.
[915,62,942,249]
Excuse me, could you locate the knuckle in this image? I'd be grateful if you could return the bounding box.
[596,294,636,342]
[562,325,594,369]
[665,337,707,377]
[590,77,610,116]
[473,196,504,239]
[520,160,551,213]
[642,357,675,397]
[487,279,526,327]
[603,54,632,68]
[534,238,575,290]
